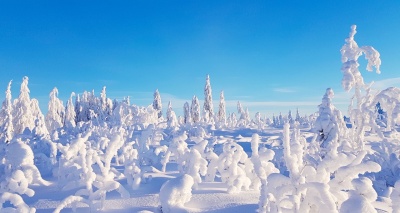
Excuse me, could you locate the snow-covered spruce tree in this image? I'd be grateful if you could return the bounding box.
[153,89,162,119]
[295,108,301,123]
[166,101,179,129]
[314,88,347,153]
[46,87,65,134]
[288,110,293,125]
[217,90,226,126]
[99,86,113,122]
[166,101,173,123]
[237,101,243,115]
[203,74,214,123]
[254,112,262,129]
[0,80,14,143]
[183,102,191,125]
[191,95,201,123]
[31,99,49,136]
[13,76,35,135]
[64,92,76,129]
[238,107,250,127]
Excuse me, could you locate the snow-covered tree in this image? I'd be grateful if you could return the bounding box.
[166,101,173,122]
[341,25,381,96]
[31,99,49,136]
[166,101,179,128]
[295,108,301,122]
[13,76,34,135]
[191,95,201,123]
[0,81,13,143]
[64,92,76,129]
[203,75,213,122]
[99,86,113,122]
[314,88,347,152]
[288,110,293,125]
[183,102,191,124]
[237,101,244,115]
[46,87,65,133]
[217,91,226,125]
[153,89,162,118]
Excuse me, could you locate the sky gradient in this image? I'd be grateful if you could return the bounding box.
[1,1,400,117]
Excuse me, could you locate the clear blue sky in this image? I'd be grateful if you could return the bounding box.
[1,1,400,117]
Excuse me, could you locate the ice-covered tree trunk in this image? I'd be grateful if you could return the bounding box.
[13,76,34,135]
[218,90,226,126]
[46,87,65,133]
[0,81,14,143]
[153,89,162,118]
[203,75,214,122]
[191,95,201,123]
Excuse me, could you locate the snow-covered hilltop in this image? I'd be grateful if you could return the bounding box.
[1,25,400,213]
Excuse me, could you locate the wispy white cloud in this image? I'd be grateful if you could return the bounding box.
[371,77,400,91]
[225,100,318,107]
[272,87,297,93]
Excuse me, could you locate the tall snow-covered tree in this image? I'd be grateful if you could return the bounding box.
[295,108,301,122]
[218,91,226,125]
[13,76,35,135]
[100,86,113,122]
[0,81,13,143]
[166,101,173,122]
[288,110,293,124]
[153,89,162,118]
[183,102,191,124]
[46,87,65,133]
[64,92,76,129]
[237,101,244,115]
[203,75,213,121]
[31,98,49,136]
[191,95,201,123]
[314,88,346,151]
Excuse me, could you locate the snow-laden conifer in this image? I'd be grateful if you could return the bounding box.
[217,91,226,126]
[0,81,13,143]
[46,87,65,133]
[153,89,162,118]
[64,92,76,129]
[203,75,213,122]
[13,77,34,135]
[191,95,201,123]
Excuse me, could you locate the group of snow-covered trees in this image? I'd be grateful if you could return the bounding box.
[1,25,400,212]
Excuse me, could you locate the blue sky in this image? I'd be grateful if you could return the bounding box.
[1,1,400,117]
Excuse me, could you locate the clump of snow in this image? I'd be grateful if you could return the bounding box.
[159,174,194,213]
[0,192,36,213]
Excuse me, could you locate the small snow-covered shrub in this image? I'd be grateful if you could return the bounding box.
[159,174,194,213]
[216,140,251,194]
